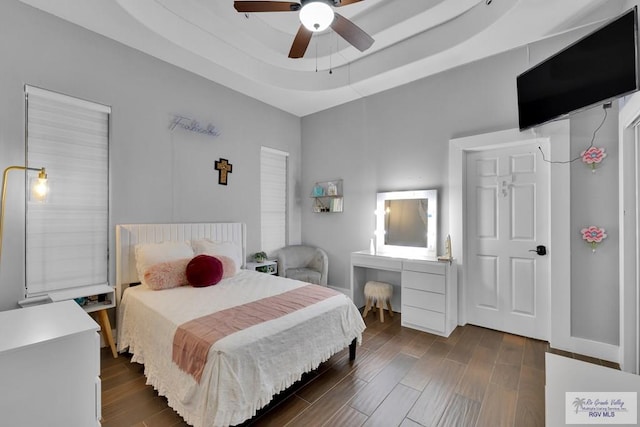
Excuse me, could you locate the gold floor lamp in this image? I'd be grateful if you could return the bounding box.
[0,166,48,261]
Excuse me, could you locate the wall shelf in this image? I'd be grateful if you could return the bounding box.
[311,179,343,213]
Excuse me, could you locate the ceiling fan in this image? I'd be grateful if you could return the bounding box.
[234,0,374,59]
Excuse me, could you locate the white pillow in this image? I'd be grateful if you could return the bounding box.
[135,241,194,282]
[191,239,243,271]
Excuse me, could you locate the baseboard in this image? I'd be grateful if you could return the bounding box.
[551,336,619,364]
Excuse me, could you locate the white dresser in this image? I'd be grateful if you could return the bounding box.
[0,300,101,426]
[350,250,457,337]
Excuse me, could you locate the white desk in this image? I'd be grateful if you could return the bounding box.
[350,250,457,337]
[0,300,101,426]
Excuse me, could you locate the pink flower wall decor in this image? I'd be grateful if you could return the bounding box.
[581,147,607,172]
[581,226,607,252]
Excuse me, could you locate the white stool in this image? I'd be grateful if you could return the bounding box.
[362,281,394,323]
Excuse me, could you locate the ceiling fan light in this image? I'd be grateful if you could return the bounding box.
[300,2,334,32]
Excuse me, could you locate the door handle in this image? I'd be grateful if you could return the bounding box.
[529,245,547,256]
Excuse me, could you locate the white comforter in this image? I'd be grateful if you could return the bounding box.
[117,270,365,427]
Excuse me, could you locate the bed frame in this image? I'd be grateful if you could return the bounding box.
[115,221,356,361]
[115,222,246,305]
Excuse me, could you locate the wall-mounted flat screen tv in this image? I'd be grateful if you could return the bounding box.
[517,7,639,131]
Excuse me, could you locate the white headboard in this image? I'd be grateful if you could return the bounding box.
[115,222,246,303]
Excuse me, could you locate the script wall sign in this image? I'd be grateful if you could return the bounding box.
[169,114,220,137]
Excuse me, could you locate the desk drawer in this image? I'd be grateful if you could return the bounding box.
[351,253,402,271]
[402,306,445,333]
[403,260,445,275]
[402,270,445,294]
[403,288,445,313]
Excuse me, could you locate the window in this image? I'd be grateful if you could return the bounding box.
[25,86,110,296]
[260,147,288,254]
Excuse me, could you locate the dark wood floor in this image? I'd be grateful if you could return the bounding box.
[100,312,618,427]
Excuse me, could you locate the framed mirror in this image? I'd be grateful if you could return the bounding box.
[375,189,437,257]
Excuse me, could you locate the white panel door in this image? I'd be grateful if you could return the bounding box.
[466,142,550,340]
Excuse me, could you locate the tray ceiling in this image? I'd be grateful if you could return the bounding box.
[20,0,614,116]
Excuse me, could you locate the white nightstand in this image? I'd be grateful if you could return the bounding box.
[25,284,118,358]
[246,260,278,275]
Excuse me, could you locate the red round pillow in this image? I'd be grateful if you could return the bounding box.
[186,254,223,287]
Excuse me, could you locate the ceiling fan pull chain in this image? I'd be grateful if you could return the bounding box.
[329,52,332,74]
[329,31,333,74]
[333,31,339,74]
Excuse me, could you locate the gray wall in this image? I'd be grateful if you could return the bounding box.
[570,106,619,344]
[0,0,625,347]
[301,48,521,291]
[0,1,302,311]
[301,23,621,346]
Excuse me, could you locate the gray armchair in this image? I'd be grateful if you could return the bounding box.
[274,245,328,286]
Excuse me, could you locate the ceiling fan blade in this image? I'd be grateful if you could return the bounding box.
[334,0,364,7]
[331,13,374,52]
[234,1,300,13]
[289,25,313,58]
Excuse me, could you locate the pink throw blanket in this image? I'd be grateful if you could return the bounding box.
[172,284,340,382]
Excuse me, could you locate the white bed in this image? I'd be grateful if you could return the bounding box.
[115,223,365,427]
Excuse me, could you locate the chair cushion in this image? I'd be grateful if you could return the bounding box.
[286,268,322,285]
[364,281,393,299]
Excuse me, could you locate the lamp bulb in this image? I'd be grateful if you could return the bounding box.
[31,177,48,202]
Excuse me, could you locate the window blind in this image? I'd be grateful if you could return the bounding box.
[260,147,288,254]
[25,85,110,296]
